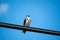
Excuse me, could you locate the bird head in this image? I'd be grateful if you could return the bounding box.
[26,15,30,17]
[26,15,30,20]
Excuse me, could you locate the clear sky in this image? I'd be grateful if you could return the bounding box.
[0,0,60,40]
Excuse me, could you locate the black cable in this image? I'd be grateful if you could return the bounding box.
[0,22,60,36]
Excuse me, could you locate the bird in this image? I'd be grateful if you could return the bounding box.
[22,15,31,34]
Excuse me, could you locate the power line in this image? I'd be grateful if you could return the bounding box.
[0,22,60,36]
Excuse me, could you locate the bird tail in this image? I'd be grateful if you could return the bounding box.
[22,30,26,34]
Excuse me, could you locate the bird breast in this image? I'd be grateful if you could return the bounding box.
[25,20,30,26]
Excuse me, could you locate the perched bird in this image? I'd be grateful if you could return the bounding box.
[22,15,31,34]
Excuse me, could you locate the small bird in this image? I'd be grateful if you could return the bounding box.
[22,15,31,34]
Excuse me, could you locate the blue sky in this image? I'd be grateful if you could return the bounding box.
[0,0,60,40]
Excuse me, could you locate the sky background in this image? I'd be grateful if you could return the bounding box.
[0,0,60,40]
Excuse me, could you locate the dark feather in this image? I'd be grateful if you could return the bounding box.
[22,19,26,34]
[23,19,26,25]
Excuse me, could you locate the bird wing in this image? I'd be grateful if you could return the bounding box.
[23,19,26,26]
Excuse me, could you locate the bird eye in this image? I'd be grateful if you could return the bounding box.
[26,18,28,20]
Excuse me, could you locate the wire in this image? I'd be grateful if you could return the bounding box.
[0,22,60,36]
